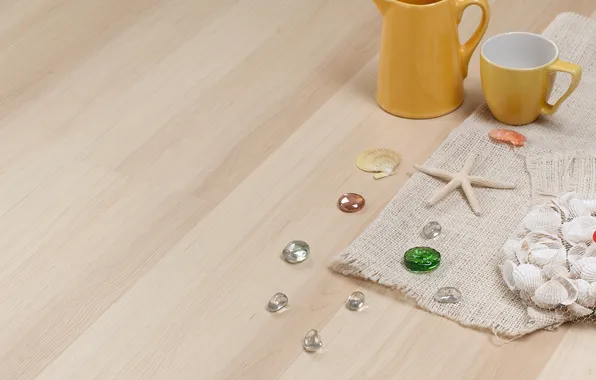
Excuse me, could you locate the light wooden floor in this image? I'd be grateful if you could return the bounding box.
[1,1,595,379]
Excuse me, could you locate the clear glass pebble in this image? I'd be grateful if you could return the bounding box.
[303,329,323,353]
[346,291,365,311]
[282,240,310,264]
[434,287,462,304]
[421,221,442,239]
[267,292,288,312]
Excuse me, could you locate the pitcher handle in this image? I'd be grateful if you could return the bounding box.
[455,0,490,79]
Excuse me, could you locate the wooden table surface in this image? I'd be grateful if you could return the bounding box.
[1,1,596,379]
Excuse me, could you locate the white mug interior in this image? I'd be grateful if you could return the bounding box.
[481,32,558,69]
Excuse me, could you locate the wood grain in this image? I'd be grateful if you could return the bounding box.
[0,1,594,379]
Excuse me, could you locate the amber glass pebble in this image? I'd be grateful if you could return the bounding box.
[337,193,365,213]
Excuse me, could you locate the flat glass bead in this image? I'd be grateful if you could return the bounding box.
[434,287,461,304]
[303,329,323,352]
[421,221,442,239]
[267,292,288,312]
[282,240,310,264]
[337,193,365,213]
[346,291,365,311]
[404,247,441,272]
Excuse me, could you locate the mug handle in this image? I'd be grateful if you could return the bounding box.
[541,60,582,115]
[455,0,490,79]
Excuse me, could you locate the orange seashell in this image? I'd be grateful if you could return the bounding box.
[488,129,527,147]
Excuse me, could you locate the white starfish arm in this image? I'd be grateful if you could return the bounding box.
[414,154,515,215]
[468,176,516,189]
[413,165,455,182]
[461,153,477,175]
[461,178,481,215]
[427,178,461,205]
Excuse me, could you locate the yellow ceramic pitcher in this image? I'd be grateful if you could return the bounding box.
[374,0,490,118]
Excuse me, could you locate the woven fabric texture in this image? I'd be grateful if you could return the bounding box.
[331,12,596,337]
[528,153,596,202]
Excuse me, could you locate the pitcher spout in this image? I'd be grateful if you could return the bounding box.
[373,0,391,14]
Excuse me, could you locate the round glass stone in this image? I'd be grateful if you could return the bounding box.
[337,193,365,213]
[303,329,323,353]
[434,287,461,304]
[282,240,310,264]
[403,247,441,272]
[267,292,288,312]
[346,291,365,311]
[421,221,442,239]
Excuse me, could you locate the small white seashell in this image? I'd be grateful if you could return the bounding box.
[521,234,566,267]
[568,254,581,266]
[568,245,587,268]
[570,257,596,282]
[512,264,547,294]
[567,303,593,317]
[562,216,596,245]
[589,282,596,300]
[568,198,591,218]
[527,244,566,267]
[503,239,524,264]
[569,244,587,257]
[574,278,589,299]
[524,232,562,246]
[556,276,578,306]
[519,235,551,265]
[356,148,402,180]
[500,260,517,291]
[586,243,596,257]
[574,279,596,308]
[584,199,596,215]
[531,277,578,309]
[517,241,529,264]
[568,243,596,263]
[552,192,573,211]
[543,264,571,279]
[523,206,561,234]
[523,233,565,262]
[552,193,591,220]
[514,223,530,238]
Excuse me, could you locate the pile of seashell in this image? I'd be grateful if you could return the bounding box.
[500,193,596,319]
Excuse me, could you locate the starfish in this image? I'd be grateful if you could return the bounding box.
[413,153,516,216]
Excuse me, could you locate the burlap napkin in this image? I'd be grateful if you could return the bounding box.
[331,12,596,337]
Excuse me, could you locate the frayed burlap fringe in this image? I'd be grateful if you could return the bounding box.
[331,12,596,337]
[528,152,596,201]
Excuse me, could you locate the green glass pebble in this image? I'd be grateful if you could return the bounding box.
[403,247,441,272]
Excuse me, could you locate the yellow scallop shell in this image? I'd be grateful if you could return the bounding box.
[356,148,402,180]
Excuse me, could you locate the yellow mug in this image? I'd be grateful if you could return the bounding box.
[480,32,582,126]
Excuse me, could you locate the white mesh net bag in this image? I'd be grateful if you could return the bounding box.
[500,192,596,326]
